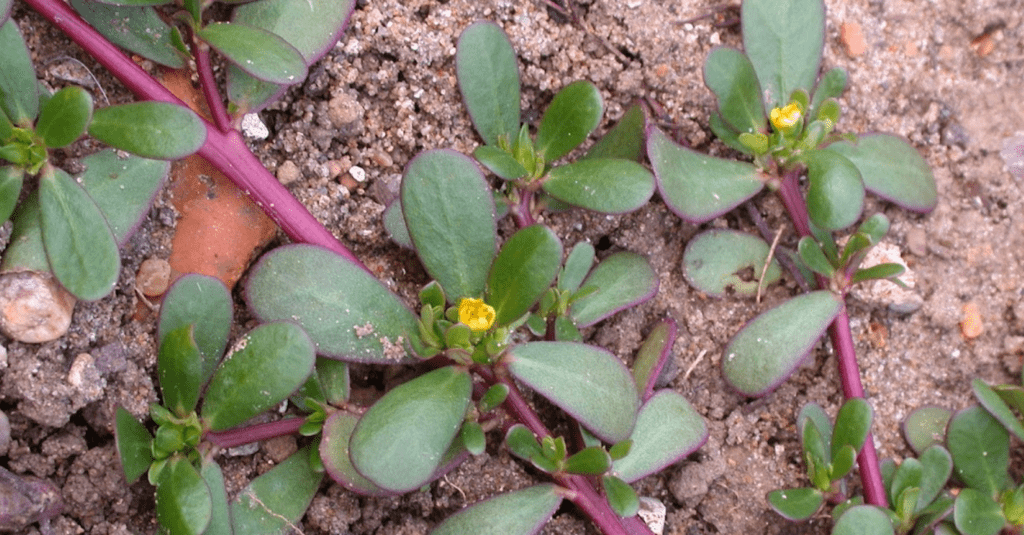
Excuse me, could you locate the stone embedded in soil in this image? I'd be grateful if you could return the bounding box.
[136,257,171,297]
[0,271,76,343]
[840,22,867,57]
[277,160,302,185]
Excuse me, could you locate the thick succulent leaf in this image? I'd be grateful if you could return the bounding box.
[506,342,639,443]
[158,274,232,383]
[803,150,865,231]
[602,475,639,517]
[315,358,350,405]
[474,145,528,180]
[36,86,93,149]
[0,192,48,274]
[832,505,895,535]
[70,0,185,68]
[77,149,168,245]
[321,411,393,496]
[0,166,22,224]
[902,405,952,455]
[946,406,1009,497]
[797,403,833,455]
[648,126,763,223]
[350,366,472,492]
[809,67,847,119]
[430,484,562,535]
[825,134,937,212]
[486,224,562,326]
[889,458,923,509]
[155,456,212,535]
[401,149,497,300]
[89,102,206,160]
[682,230,782,297]
[225,64,286,117]
[114,407,153,484]
[536,81,602,162]
[558,242,595,293]
[542,158,655,214]
[723,291,842,396]
[954,489,1005,535]
[570,252,657,327]
[201,322,315,431]
[973,378,1024,442]
[915,445,953,514]
[994,384,1024,416]
[456,22,520,147]
[0,0,10,23]
[741,0,825,111]
[230,446,323,534]
[383,199,413,248]
[767,488,823,521]
[797,236,835,277]
[198,23,306,84]
[247,244,419,363]
[198,459,231,535]
[704,47,765,133]
[613,390,707,483]
[708,111,752,155]
[832,398,872,461]
[0,20,39,125]
[632,318,677,400]
[38,166,120,301]
[157,325,205,416]
[584,104,646,162]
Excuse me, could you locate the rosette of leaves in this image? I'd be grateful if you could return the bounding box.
[384,21,654,241]
[0,15,203,310]
[114,274,321,535]
[245,148,707,532]
[648,0,937,397]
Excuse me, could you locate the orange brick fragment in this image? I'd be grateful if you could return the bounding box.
[840,22,867,57]
[961,302,983,339]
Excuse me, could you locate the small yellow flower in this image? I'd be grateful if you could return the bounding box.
[770,102,802,131]
[459,298,496,332]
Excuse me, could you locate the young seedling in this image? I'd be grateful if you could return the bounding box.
[648,0,937,512]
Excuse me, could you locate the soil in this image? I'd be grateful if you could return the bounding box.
[1,0,1023,534]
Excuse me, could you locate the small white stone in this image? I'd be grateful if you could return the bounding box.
[349,166,367,183]
[638,497,666,535]
[241,113,269,140]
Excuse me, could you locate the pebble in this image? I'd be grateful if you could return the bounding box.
[136,257,171,297]
[327,93,364,134]
[638,497,666,535]
[240,112,269,139]
[277,160,301,185]
[840,22,867,57]
[961,302,983,339]
[263,435,298,464]
[349,165,367,183]
[846,241,923,314]
[905,227,928,257]
[0,271,76,343]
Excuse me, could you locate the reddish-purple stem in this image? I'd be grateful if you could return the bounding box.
[205,417,305,449]
[24,0,367,271]
[777,167,888,508]
[193,42,232,133]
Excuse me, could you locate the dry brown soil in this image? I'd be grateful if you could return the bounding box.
[2,0,1023,534]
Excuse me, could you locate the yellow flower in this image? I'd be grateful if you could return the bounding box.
[770,102,802,131]
[459,298,496,332]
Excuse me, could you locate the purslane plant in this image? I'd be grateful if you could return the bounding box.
[647,0,936,518]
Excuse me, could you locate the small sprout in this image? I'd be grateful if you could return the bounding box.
[458,297,496,332]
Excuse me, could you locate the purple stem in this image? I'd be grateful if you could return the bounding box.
[776,168,888,508]
[25,0,367,271]
[193,41,232,133]
[511,188,536,228]
[205,417,306,449]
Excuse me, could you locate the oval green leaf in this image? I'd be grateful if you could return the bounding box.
[723,291,843,396]
[570,252,658,328]
[115,406,153,484]
[741,0,824,111]
[70,0,185,68]
[536,81,602,162]
[825,134,937,212]
[954,488,1005,535]
[430,484,562,535]
[564,446,612,475]
[320,411,393,496]
[797,236,835,277]
[0,166,22,224]
[89,102,205,160]
[946,405,1009,497]
[158,325,204,416]
[198,458,231,535]
[155,456,212,535]
[602,475,639,517]
[704,47,765,133]
[632,318,676,400]
[542,158,655,214]
[38,166,120,301]
[36,86,93,149]
[401,149,497,301]
[832,505,895,535]
[810,67,847,119]
[201,321,315,431]
[77,149,169,244]
[230,445,323,534]
[648,126,763,223]
[197,22,306,85]
[584,104,646,162]
[246,244,419,363]
[506,342,639,443]
[613,390,708,483]
[474,145,528,180]
[832,398,872,461]
[803,149,864,231]
[973,378,1024,442]
[767,487,823,521]
[916,445,953,514]
[0,20,39,125]
[902,405,952,455]
[158,274,232,383]
[558,242,595,293]
[683,230,782,297]
[487,224,562,326]
[350,366,472,492]
[456,22,520,147]
[383,199,413,248]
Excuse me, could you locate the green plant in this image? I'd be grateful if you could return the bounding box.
[647,0,936,520]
